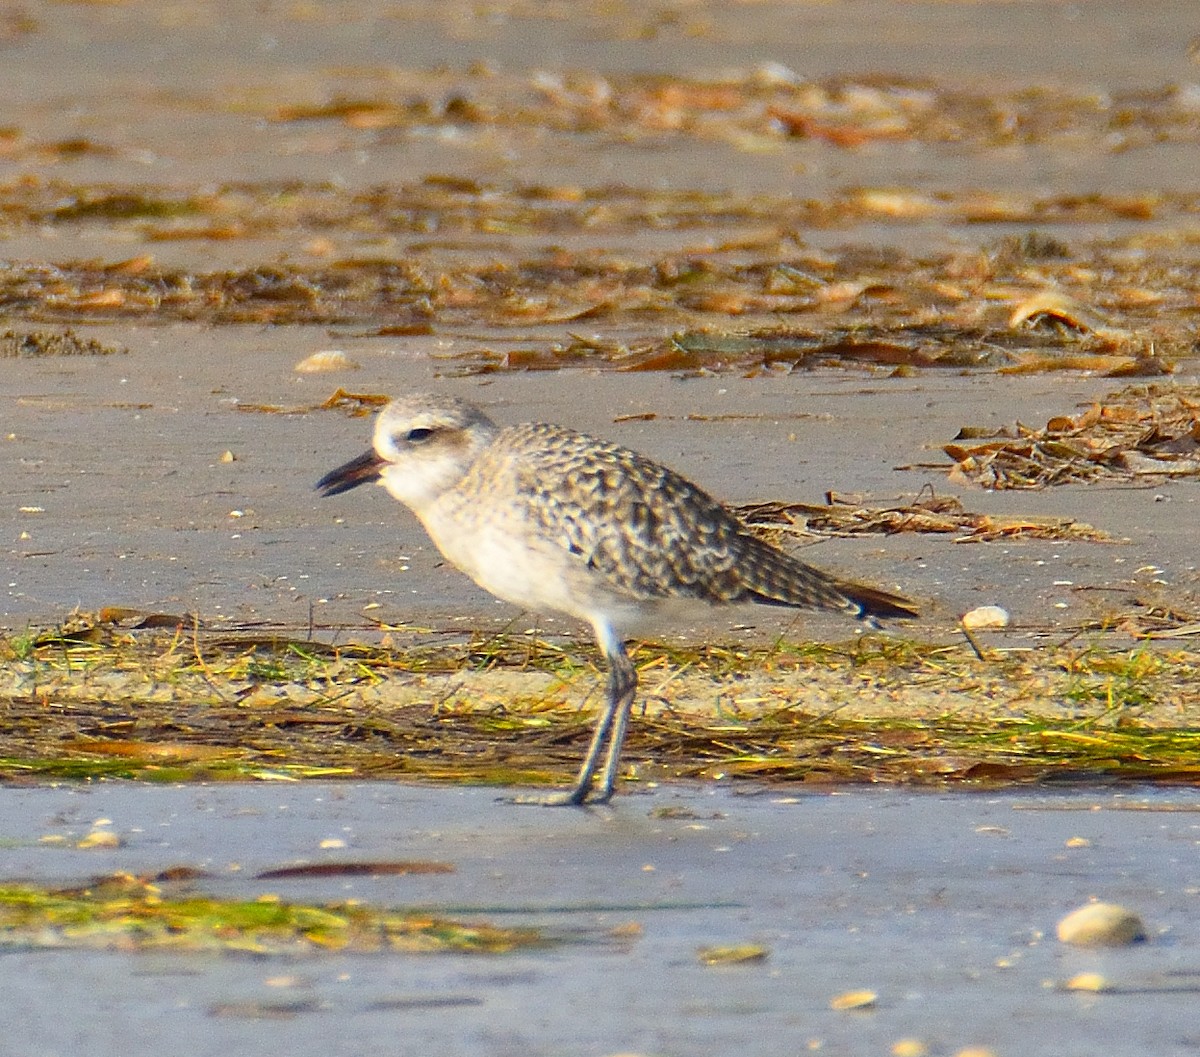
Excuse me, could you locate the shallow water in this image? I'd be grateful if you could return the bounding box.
[4,781,1198,1057]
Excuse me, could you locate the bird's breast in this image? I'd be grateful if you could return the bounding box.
[416,498,604,622]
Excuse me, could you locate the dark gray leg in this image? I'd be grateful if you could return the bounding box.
[511,638,637,807]
[589,645,638,804]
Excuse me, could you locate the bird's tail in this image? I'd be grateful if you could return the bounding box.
[835,580,920,622]
[736,535,918,623]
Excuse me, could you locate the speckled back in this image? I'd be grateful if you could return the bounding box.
[449,421,865,614]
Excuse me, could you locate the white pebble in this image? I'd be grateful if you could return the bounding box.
[829,989,877,1010]
[1056,902,1146,946]
[77,830,122,849]
[294,349,359,373]
[961,605,1010,629]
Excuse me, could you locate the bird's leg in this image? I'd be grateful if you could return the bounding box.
[588,644,637,804]
[510,630,636,807]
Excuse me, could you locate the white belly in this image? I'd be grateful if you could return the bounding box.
[417,506,615,626]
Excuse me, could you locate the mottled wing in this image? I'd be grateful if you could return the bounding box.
[503,425,735,599]
[505,424,915,621]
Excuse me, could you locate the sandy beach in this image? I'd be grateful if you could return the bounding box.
[1,5,1199,1054]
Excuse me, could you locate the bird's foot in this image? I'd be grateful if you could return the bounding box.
[504,786,604,808]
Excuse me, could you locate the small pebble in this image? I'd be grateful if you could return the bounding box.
[829,989,877,1010]
[220,450,236,463]
[305,237,336,257]
[319,838,346,849]
[1057,902,1146,946]
[961,605,1009,629]
[1065,836,1091,848]
[1065,972,1110,992]
[294,349,359,374]
[892,1040,928,1057]
[77,830,122,849]
[697,943,769,965]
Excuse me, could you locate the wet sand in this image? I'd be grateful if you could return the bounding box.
[3,325,1197,644]
[4,782,1200,1057]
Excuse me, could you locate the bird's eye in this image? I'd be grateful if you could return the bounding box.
[405,427,434,443]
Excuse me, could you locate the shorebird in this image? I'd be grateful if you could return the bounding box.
[316,393,917,806]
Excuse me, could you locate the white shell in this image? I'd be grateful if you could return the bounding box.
[961,605,1010,629]
[294,349,360,373]
[1057,902,1146,946]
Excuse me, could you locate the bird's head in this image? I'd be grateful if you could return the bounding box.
[316,393,499,511]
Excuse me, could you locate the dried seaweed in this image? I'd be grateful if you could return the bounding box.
[0,178,1194,378]
[733,491,1110,544]
[257,70,1200,157]
[0,329,125,358]
[940,383,1200,488]
[449,322,1174,377]
[6,177,1200,241]
[2,614,1198,789]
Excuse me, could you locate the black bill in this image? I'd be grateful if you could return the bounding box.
[315,449,385,497]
